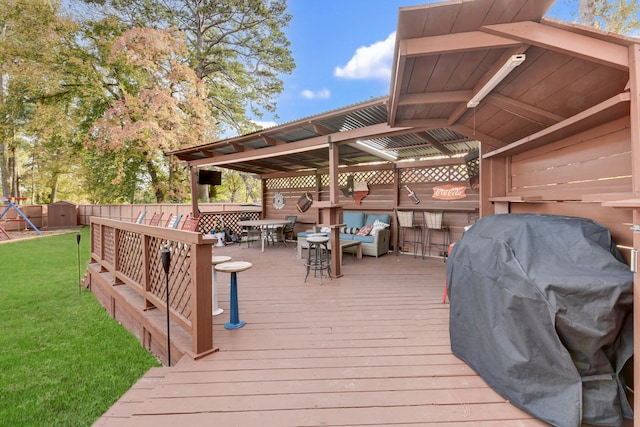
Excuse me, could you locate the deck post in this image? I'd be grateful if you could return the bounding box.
[190,241,214,357]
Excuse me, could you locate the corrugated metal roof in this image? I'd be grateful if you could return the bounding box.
[169,96,478,175]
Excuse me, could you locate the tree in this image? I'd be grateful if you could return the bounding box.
[84,26,216,202]
[1,1,67,198]
[578,0,640,33]
[79,0,295,136]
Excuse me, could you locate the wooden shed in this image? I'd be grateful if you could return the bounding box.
[47,201,78,228]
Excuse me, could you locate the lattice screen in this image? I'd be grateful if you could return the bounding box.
[401,165,468,183]
[266,164,468,188]
[266,175,317,189]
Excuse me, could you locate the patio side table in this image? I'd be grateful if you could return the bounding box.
[215,261,252,329]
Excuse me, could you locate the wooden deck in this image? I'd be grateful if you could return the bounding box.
[91,242,563,426]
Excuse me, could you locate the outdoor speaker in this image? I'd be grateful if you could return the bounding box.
[198,170,222,185]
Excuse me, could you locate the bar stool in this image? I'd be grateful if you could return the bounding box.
[211,255,231,316]
[214,261,252,329]
[396,210,423,258]
[304,235,332,284]
[423,210,450,261]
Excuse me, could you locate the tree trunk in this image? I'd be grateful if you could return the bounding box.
[146,158,165,203]
[579,0,596,26]
[49,172,59,203]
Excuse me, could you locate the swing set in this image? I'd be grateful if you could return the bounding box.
[0,197,42,240]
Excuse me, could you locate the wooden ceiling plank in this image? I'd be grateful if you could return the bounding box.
[482,21,629,70]
[403,31,523,57]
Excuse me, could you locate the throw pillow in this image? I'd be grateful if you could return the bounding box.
[340,226,360,234]
[357,225,373,236]
[370,219,390,236]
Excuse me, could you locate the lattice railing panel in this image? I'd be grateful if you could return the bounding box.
[103,226,115,265]
[92,225,102,256]
[147,237,193,322]
[117,230,143,285]
[401,165,468,183]
[200,211,260,235]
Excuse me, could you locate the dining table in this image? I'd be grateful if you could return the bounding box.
[237,219,294,252]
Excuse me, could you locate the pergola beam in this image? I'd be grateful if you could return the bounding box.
[401,31,523,57]
[481,21,629,70]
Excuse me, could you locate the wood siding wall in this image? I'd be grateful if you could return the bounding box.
[494,117,633,249]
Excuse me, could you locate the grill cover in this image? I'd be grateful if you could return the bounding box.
[446,214,633,427]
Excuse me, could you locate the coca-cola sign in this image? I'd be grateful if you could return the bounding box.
[432,185,467,200]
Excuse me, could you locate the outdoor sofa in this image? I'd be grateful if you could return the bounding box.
[297,211,391,257]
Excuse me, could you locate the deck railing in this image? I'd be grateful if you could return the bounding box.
[90,217,215,358]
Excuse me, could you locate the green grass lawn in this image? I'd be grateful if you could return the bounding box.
[0,227,161,426]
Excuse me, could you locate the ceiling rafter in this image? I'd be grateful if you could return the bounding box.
[416,132,454,155]
[401,31,523,57]
[261,135,284,146]
[486,94,565,126]
[481,21,629,70]
[311,122,334,135]
[230,143,247,152]
[398,91,473,106]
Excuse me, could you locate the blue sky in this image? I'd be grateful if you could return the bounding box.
[259,0,577,128]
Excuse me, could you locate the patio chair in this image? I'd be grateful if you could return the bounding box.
[239,215,260,248]
[423,210,449,260]
[148,212,163,226]
[165,213,183,229]
[396,209,423,259]
[181,215,201,232]
[134,211,147,224]
[278,215,297,242]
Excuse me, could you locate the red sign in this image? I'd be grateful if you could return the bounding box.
[432,185,467,200]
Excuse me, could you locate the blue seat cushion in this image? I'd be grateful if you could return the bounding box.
[365,213,391,227]
[343,211,365,229]
[339,233,355,241]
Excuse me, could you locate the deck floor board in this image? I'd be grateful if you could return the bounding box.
[92,243,618,427]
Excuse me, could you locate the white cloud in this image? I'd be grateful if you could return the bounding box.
[300,88,331,99]
[335,32,396,80]
[252,119,278,129]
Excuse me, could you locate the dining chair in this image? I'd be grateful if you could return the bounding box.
[282,215,297,241]
[239,216,260,247]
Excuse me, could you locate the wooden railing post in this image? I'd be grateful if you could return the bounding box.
[190,242,214,356]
